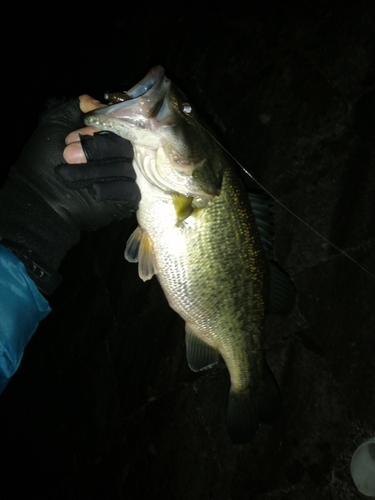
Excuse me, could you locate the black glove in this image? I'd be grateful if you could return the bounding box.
[0,98,140,294]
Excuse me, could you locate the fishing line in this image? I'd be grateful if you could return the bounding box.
[193,118,375,280]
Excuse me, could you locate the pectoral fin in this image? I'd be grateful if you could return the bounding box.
[185,323,219,372]
[172,193,194,222]
[125,226,157,282]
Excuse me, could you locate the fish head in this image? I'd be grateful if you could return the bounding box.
[85,66,223,199]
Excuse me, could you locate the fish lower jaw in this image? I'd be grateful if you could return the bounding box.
[84,116,160,148]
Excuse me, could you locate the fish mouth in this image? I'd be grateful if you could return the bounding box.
[85,66,174,131]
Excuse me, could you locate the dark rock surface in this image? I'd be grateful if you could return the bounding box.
[1,1,374,498]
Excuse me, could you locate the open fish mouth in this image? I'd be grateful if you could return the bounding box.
[86,66,174,131]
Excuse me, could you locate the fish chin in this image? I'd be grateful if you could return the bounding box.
[84,65,172,132]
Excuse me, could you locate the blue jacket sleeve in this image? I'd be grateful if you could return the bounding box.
[0,245,51,393]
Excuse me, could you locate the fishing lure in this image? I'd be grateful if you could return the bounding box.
[104,91,132,103]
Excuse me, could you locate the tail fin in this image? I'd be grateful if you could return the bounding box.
[226,368,282,444]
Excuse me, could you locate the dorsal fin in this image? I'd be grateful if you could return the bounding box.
[267,262,296,314]
[249,192,296,314]
[248,192,274,260]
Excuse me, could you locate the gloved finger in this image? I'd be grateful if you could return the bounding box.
[91,180,141,203]
[81,132,134,161]
[63,131,134,165]
[56,161,137,187]
[65,126,98,145]
[63,94,108,162]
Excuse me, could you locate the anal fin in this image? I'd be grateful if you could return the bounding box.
[185,323,219,372]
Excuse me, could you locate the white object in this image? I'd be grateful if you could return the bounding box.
[351,437,375,497]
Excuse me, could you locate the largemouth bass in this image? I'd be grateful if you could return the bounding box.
[85,66,295,444]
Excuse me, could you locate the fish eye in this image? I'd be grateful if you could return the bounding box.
[182,102,193,115]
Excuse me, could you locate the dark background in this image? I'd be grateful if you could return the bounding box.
[1,1,374,498]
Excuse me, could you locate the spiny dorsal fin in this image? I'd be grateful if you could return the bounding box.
[248,193,296,314]
[248,192,274,260]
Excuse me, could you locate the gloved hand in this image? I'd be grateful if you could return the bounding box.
[0,96,140,293]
